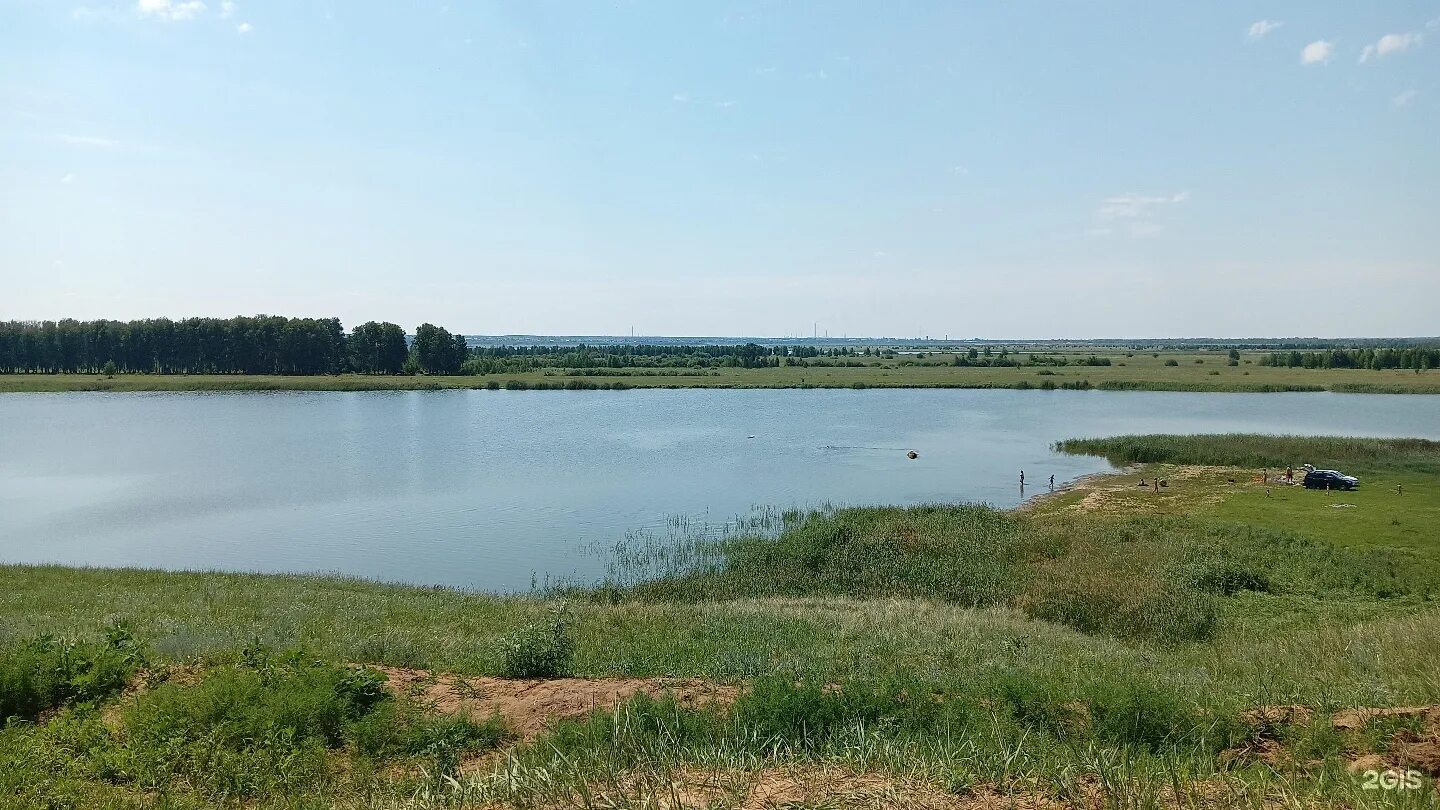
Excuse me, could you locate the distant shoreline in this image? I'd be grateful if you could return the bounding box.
[2,368,1437,395]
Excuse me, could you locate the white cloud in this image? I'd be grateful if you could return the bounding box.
[1096,191,1189,220]
[671,93,690,103]
[219,0,234,17]
[1392,88,1418,107]
[236,21,252,33]
[135,0,206,21]
[1360,31,1422,63]
[949,165,969,176]
[60,173,75,184]
[1093,191,1189,238]
[58,134,119,148]
[1247,19,1282,39]
[1301,40,1334,65]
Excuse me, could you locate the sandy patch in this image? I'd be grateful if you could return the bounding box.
[1026,465,1248,516]
[372,665,738,743]
[1332,705,1440,777]
[1223,703,1440,778]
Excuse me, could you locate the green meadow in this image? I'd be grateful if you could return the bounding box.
[2,435,1439,808]
[2,349,1438,393]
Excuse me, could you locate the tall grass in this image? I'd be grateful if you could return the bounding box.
[607,502,1440,645]
[1056,433,1440,474]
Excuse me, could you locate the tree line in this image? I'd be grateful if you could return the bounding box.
[1257,347,1439,371]
[0,317,471,375]
[0,318,854,376]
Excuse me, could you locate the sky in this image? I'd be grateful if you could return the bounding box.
[2,1,1438,338]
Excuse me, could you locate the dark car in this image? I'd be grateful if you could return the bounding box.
[1303,469,1359,490]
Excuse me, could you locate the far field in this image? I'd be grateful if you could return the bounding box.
[3,435,1438,808]
[2,349,1438,393]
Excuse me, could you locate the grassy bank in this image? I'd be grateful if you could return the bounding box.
[3,435,1439,807]
[3,349,1439,393]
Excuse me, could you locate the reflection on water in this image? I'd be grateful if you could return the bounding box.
[1,389,1436,591]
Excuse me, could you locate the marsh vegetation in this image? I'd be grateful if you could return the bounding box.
[3,435,1438,806]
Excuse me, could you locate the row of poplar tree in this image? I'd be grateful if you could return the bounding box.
[0,317,470,375]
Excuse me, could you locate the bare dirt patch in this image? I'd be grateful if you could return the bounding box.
[1223,704,1440,778]
[372,665,738,743]
[1332,705,1440,777]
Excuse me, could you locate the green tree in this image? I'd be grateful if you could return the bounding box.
[348,322,408,374]
[411,324,467,375]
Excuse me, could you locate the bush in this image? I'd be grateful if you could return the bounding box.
[498,604,575,679]
[0,624,144,724]
[1164,359,1179,366]
[1188,562,1272,595]
[350,702,505,778]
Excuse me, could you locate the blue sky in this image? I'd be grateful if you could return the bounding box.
[3,1,1437,337]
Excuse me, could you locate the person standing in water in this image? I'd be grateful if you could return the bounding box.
[1049,474,1055,490]
[1019,470,1025,487]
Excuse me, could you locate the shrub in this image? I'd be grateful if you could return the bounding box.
[121,651,390,797]
[350,702,505,778]
[1164,359,1179,366]
[498,604,575,679]
[0,624,144,724]
[1188,562,1272,595]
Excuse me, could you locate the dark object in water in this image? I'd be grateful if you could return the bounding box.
[906,450,918,460]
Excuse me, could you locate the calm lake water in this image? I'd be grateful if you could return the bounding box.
[1,389,1437,590]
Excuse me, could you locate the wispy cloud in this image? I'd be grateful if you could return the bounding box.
[60,173,75,184]
[58,134,119,148]
[135,0,206,21]
[1093,191,1189,238]
[1097,191,1188,220]
[219,0,234,17]
[1301,40,1334,65]
[236,21,253,33]
[1247,20,1282,40]
[1359,31,1422,63]
[1392,88,1418,107]
[671,93,690,103]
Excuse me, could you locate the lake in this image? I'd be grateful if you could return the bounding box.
[1,389,1436,591]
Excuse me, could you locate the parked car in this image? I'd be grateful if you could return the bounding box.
[1302,469,1359,490]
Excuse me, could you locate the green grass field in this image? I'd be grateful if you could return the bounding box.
[3,350,1438,393]
[2,435,1439,808]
